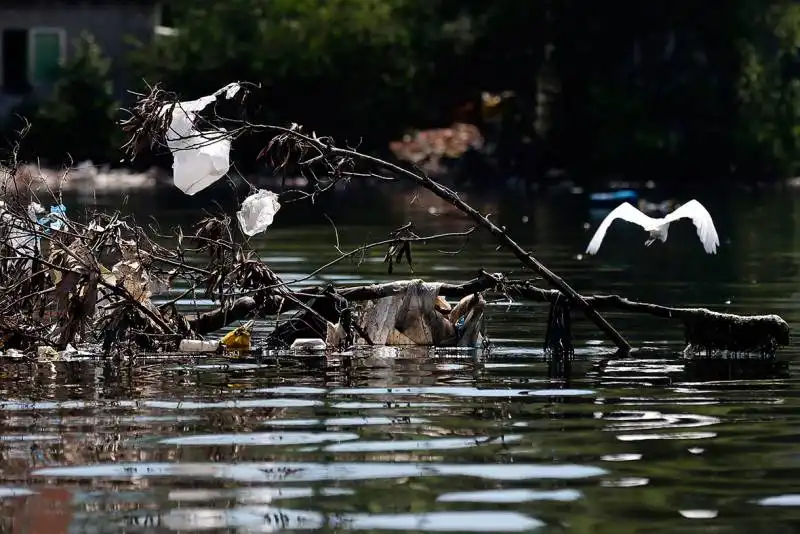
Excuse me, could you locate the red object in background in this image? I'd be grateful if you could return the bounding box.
[8,487,74,534]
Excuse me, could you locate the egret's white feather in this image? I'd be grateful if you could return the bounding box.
[585,202,656,255]
[585,199,719,255]
[661,199,719,254]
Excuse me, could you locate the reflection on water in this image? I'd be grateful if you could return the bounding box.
[1,184,800,533]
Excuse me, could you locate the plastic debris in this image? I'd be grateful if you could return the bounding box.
[178,339,221,352]
[589,189,638,202]
[237,189,281,236]
[163,82,241,195]
[448,293,486,347]
[357,279,485,347]
[37,346,59,360]
[434,295,451,314]
[1,201,46,273]
[290,338,327,351]
[37,204,67,233]
[220,320,254,351]
[325,322,347,348]
[31,344,84,360]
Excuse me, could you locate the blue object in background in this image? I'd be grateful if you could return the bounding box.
[589,190,638,202]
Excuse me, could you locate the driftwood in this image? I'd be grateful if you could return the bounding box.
[120,82,629,352]
[255,127,631,352]
[511,282,789,355]
[187,272,503,334]
[186,270,789,355]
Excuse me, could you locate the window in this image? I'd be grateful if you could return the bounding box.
[0,27,65,94]
[28,28,66,87]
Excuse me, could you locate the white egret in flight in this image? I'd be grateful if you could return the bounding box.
[585,199,719,255]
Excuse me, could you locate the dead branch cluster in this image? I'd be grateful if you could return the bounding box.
[0,168,490,355]
[0,83,787,358]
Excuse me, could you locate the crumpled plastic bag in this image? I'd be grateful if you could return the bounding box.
[325,321,347,349]
[237,189,281,236]
[163,83,241,195]
[359,280,454,345]
[356,279,486,347]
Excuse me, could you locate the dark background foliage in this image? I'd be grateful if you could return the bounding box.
[4,0,800,186]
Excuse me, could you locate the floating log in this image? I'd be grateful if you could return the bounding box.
[188,271,789,355]
[511,281,790,355]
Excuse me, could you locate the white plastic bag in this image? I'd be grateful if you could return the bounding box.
[163,83,241,195]
[179,339,221,352]
[236,189,281,236]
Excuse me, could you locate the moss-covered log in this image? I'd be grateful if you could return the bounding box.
[511,282,790,354]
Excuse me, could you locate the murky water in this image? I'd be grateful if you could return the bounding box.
[2,183,799,533]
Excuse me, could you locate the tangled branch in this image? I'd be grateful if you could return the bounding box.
[0,81,786,358]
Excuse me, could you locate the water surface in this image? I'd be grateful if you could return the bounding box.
[1,184,799,533]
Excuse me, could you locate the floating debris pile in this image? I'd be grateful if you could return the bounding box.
[0,81,788,360]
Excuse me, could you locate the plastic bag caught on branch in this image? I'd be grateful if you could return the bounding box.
[163,83,241,195]
[237,189,281,236]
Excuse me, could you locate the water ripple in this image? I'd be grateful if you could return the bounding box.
[160,507,545,532]
[32,462,608,482]
[437,489,582,503]
[160,431,360,446]
[322,435,522,453]
[262,416,430,427]
[329,387,595,397]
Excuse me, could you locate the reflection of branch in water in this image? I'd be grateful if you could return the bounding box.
[683,358,790,382]
[548,352,572,380]
[590,353,791,387]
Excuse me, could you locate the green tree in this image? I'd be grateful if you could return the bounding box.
[736,0,800,179]
[36,32,120,163]
[3,32,120,165]
[129,0,800,184]
[132,0,428,152]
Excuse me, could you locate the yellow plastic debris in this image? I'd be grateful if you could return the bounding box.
[220,320,254,352]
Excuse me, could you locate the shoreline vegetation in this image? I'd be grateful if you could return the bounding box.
[4,2,800,187]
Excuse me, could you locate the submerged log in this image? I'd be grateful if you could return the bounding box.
[187,294,283,335]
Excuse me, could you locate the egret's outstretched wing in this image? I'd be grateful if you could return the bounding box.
[585,202,655,255]
[663,199,720,254]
